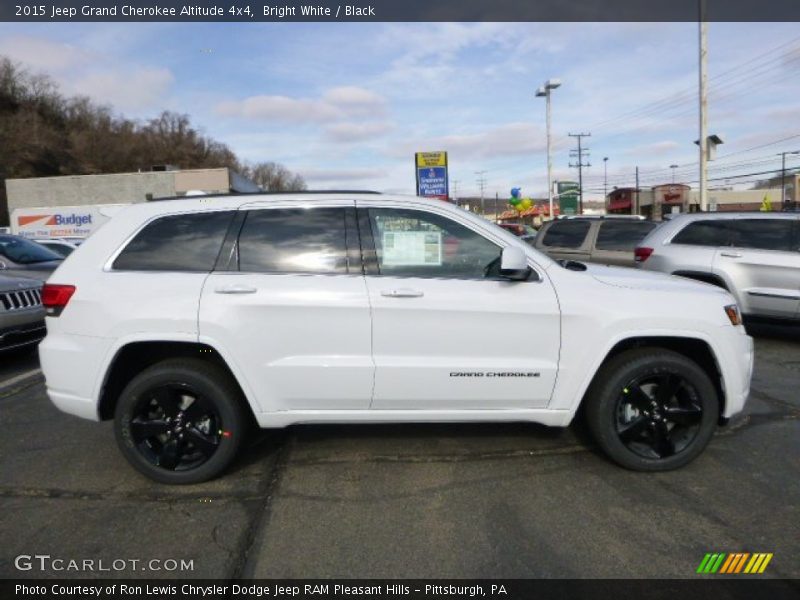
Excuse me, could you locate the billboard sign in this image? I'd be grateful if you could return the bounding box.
[557,181,579,215]
[415,151,449,200]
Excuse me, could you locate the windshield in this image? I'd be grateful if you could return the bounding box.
[0,235,63,264]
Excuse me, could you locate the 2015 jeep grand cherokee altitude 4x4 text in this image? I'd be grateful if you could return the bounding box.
[40,193,754,484]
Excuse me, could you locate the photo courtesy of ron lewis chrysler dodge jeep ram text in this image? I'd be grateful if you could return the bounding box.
[39,193,753,484]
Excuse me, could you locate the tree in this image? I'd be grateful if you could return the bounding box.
[242,161,308,192]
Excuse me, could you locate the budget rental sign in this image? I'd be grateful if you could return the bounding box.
[415,152,449,200]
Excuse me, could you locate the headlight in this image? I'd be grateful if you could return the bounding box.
[724,304,742,326]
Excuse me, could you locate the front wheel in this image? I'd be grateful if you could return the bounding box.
[114,358,246,484]
[585,348,719,471]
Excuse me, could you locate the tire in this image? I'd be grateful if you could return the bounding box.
[114,358,247,484]
[585,348,719,471]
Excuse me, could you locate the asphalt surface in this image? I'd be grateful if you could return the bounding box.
[0,325,798,580]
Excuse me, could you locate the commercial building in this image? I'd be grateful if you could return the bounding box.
[4,167,260,221]
[605,175,799,219]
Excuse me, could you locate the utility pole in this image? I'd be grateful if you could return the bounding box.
[699,0,709,211]
[568,132,591,214]
[452,179,460,204]
[635,166,640,217]
[778,150,800,210]
[475,171,488,215]
[603,157,609,199]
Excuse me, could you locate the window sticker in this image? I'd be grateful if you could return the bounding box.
[381,231,442,266]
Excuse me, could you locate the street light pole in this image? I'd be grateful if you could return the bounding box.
[603,157,609,198]
[537,79,561,220]
[699,0,709,211]
[670,164,679,184]
[779,150,800,210]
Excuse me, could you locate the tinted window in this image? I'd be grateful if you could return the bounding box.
[238,208,348,274]
[367,208,501,279]
[113,211,234,271]
[672,221,731,247]
[0,235,62,264]
[595,221,658,251]
[730,219,796,252]
[541,220,591,248]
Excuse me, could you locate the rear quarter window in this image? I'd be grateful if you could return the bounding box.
[541,220,592,249]
[671,220,731,247]
[595,221,658,251]
[113,211,235,272]
[730,219,797,251]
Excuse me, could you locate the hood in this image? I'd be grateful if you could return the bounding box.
[586,264,731,297]
[0,274,42,292]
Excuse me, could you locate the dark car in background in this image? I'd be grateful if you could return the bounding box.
[0,274,46,354]
[498,222,538,246]
[533,216,658,267]
[0,234,64,280]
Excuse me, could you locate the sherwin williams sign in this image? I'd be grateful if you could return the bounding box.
[415,151,449,200]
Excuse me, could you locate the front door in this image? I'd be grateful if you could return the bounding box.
[358,203,561,410]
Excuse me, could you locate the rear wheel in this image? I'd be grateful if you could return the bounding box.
[114,358,246,484]
[585,348,719,471]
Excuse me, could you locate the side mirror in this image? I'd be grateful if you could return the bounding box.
[500,246,532,281]
[0,260,6,270]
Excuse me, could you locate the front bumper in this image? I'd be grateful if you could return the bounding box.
[0,319,46,352]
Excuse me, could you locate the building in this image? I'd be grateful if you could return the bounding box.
[4,167,260,220]
[605,175,800,219]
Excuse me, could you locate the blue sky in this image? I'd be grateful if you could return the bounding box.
[1,22,798,201]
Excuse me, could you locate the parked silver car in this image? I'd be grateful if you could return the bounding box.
[0,274,46,353]
[533,216,657,267]
[0,234,63,280]
[635,212,799,322]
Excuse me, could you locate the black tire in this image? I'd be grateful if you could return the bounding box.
[114,358,247,484]
[585,348,719,471]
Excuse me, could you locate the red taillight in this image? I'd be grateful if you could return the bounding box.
[42,284,76,316]
[634,247,654,263]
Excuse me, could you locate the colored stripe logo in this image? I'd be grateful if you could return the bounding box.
[697,552,773,574]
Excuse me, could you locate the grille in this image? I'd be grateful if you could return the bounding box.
[0,288,43,311]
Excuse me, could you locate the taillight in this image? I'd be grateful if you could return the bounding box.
[634,247,654,263]
[42,284,76,317]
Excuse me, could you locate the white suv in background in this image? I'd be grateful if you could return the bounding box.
[40,193,753,483]
[635,212,800,323]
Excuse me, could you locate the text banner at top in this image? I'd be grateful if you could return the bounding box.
[3,0,800,22]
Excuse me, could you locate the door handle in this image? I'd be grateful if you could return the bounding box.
[381,288,424,298]
[214,284,257,294]
[720,251,742,258]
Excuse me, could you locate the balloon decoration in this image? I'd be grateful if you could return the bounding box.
[509,187,532,213]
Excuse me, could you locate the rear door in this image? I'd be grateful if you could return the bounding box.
[358,202,560,410]
[591,220,658,266]
[718,217,800,319]
[535,220,593,262]
[199,201,374,412]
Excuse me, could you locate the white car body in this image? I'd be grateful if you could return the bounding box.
[40,194,753,432]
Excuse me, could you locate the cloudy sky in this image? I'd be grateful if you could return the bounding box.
[1,21,798,201]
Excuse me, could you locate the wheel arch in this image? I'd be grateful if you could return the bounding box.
[671,270,729,291]
[97,340,257,424]
[579,336,726,424]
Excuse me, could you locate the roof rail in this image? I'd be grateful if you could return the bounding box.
[148,190,382,202]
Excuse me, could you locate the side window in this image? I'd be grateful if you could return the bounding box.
[595,221,658,251]
[671,221,731,247]
[238,208,348,274]
[113,211,234,272]
[730,219,796,252]
[366,208,502,279]
[541,220,591,248]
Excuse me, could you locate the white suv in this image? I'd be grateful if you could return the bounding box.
[40,193,754,483]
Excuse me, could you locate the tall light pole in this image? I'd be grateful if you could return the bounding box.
[670,164,679,183]
[536,79,561,220]
[603,157,609,198]
[779,150,800,209]
[699,0,709,211]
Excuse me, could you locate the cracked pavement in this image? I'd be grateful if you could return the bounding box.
[1,326,798,579]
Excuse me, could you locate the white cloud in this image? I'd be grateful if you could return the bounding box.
[0,36,87,70]
[67,68,175,111]
[324,121,394,142]
[216,86,387,124]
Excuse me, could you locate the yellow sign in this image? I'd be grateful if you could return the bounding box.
[415,151,447,167]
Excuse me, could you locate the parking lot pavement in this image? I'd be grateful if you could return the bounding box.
[1,330,798,580]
